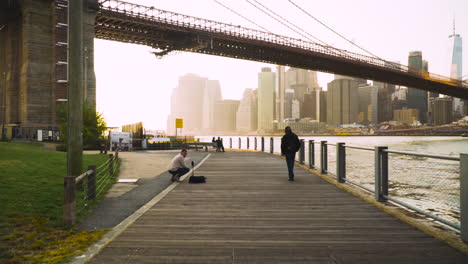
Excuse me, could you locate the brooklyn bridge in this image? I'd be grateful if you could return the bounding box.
[0,0,467,137]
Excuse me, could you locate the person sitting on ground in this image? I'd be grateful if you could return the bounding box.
[167,149,190,182]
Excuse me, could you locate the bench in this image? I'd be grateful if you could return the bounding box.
[186,142,213,151]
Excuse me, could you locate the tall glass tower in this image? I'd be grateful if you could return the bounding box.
[448,21,464,117]
[407,51,428,123]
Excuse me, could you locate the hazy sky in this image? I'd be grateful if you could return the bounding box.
[94,0,467,130]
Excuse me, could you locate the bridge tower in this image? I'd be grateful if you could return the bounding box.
[0,0,98,140]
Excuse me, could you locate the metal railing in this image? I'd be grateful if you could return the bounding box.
[64,149,121,225]
[212,136,468,242]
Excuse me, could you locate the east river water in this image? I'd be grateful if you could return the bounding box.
[197,136,468,226]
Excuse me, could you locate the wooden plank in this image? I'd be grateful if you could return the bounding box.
[88,151,468,263]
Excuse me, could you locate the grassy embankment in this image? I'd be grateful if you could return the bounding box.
[0,142,117,264]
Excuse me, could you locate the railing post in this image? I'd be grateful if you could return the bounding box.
[337,142,346,183]
[108,154,114,177]
[461,153,468,242]
[299,139,305,164]
[270,137,273,153]
[320,141,327,174]
[229,137,232,148]
[87,165,96,200]
[238,137,241,149]
[254,137,257,150]
[261,137,265,152]
[309,140,314,168]
[64,176,76,226]
[247,137,249,149]
[375,146,388,202]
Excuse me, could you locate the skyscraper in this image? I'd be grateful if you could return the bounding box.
[202,80,222,131]
[167,74,221,135]
[284,89,294,119]
[407,51,428,123]
[236,88,257,133]
[430,97,453,126]
[302,89,326,122]
[302,92,316,120]
[448,22,464,117]
[257,67,276,131]
[358,84,372,124]
[326,77,359,125]
[214,100,240,132]
[285,68,320,102]
[275,66,286,122]
[374,81,395,123]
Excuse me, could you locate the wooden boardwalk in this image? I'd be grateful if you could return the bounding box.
[88,151,468,263]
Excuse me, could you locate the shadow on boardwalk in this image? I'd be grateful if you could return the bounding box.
[86,151,468,264]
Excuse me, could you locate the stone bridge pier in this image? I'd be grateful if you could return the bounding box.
[0,0,98,140]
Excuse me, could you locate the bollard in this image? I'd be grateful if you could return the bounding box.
[270,137,274,154]
[374,146,388,202]
[230,138,232,148]
[239,137,241,149]
[108,154,114,177]
[320,141,327,174]
[247,137,250,149]
[309,140,314,169]
[87,165,96,199]
[299,139,305,164]
[261,137,265,152]
[461,153,468,242]
[336,143,346,183]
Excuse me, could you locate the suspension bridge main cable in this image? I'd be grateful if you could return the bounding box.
[246,0,346,56]
[214,0,298,45]
[214,0,272,33]
[287,0,401,68]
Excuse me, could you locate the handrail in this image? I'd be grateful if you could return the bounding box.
[346,146,374,151]
[75,169,93,184]
[383,149,460,161]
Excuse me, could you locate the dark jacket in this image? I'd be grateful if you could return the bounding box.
[281,132,301,155]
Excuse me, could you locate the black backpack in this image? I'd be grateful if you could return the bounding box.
[189,161,206,183]
[189,176,206,183]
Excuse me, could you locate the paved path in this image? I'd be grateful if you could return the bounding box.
[79,150,208,230]
[87,151,468,263]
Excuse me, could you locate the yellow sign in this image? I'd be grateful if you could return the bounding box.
[175,118,184,128]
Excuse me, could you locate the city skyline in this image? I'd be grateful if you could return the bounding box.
[95,0,468,130]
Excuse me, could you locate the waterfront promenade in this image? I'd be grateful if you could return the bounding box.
[85,151,468,263]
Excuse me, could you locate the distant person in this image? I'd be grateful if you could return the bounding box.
[281,126,301,181]
[217,137,225,152]
[167,149,190,182]
[212,137,218,151]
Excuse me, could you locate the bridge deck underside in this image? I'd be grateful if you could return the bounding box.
[87,152,468,263]
[95,10,468,100]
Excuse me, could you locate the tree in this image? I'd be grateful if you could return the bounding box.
[56,102,107,149]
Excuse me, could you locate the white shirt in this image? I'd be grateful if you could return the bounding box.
[167,153,187,171]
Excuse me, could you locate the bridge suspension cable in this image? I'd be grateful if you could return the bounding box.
[214,0,271,33]
[245,0,347,57]
[287,0,400,69]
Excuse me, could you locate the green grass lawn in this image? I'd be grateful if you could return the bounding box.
[0,142,116,263]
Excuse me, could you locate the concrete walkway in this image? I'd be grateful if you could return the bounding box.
[83,151,468,263]
[79,150,208,230]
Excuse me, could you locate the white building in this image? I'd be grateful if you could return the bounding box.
[257,67,276,131]
[236,88,257,133]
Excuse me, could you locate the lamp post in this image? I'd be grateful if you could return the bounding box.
[64,0,84,226]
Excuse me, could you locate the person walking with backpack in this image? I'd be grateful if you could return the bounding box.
[281,126,301,181]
